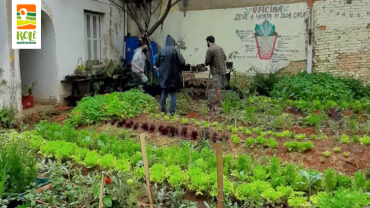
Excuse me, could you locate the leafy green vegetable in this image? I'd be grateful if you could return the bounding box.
[84,150,101,167]
[150,163,166,184]
[100,154,116,169]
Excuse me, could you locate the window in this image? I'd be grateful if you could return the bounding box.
[85,12,101,62]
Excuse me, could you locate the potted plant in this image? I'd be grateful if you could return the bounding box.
[22,82,37,110]
[226,51,238,69]
[74,64,86,79]
[85,61,93,79]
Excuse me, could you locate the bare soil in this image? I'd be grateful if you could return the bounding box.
[97,114,370,176]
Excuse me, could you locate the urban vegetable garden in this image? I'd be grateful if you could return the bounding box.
[2,72,370,208]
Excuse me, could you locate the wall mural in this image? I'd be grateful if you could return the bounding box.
[254,20,277,60]
[152,3,308,74]
[233,4,307,71]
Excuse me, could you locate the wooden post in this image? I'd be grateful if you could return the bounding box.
[140,133,154,208]
[99,173,105,208]
[206,71,211,96]
[215,142,224,208]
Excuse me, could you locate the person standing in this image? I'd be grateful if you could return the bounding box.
[156,35,185,116]
[205,35,227,107]
[131,42,149,86]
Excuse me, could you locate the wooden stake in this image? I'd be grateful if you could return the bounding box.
[140,133,154,208]
[215,142,224,208]
[99,173,105,208]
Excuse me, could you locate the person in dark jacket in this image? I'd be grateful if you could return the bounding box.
[155,35,185,116]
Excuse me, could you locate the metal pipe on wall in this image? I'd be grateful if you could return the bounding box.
[307,7,314,74]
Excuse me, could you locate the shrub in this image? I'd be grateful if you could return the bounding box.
[70,89,158,125]
[271,73,354,101]
[0,138,37,193]
[248,73,281,96]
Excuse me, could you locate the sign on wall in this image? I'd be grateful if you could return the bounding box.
[12,0,41,49]
[152,3,308,74]
[234,4,307,72]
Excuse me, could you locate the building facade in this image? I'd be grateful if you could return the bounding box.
[0,0,125,112]
[129,0,370,80]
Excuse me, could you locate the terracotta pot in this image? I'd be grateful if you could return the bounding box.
[188,112,198,118]
[343,110,352,116]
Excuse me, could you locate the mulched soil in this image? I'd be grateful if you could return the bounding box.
[96,113,370,176]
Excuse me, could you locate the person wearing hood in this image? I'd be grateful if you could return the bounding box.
[131,41,149,86]
[155,35,185,116]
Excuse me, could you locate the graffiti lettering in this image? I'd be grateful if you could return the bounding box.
[234,10,306,20]
[293,12,307,19]
[280,13,291,19]
[234,13,248,20]
[255,14,272,20]
[249,5,289,14]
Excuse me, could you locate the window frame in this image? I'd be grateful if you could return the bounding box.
[84,12,102,62]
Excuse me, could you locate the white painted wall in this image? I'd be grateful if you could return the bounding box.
[149,3,308,74]
[39,0,125,101]
[0,0,12,107]
[1,0,125,110]
[20,11,58,102]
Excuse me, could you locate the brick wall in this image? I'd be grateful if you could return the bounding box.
[313,0,370,82]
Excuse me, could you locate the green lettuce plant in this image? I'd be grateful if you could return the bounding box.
[150,163,167,184]
[100,154,116,169]
[84,150,101,167]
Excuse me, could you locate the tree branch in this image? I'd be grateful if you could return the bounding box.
[148,0,182,36]
[170,0,182,8]
[108,0,144,33]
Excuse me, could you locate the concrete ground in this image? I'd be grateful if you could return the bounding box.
[15,104,56,122]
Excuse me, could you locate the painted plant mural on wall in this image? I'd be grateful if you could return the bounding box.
[254,20,278,60]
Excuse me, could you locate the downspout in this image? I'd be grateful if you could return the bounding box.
[307,7,314,74]
[123,3,127,62]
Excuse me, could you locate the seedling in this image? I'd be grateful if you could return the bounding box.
[321,135,328,140]
[343,152,349,157]
[267,130,273,135]
[195,121,201,126]
[212,122,219,127]
[244,129,251,136]
[360,136,370,145]
[252,127,262,134]
[245,138,255,147]
[323,151,331,157]
[295,134,306,140]
[216,124,223,131]
[164,115,170,121]
[172,116,179,122]
[333,147,341,153]
[155,114,161,119]
[341,134,350,144]
[182,118,189,125]
[259,132,267,137]
[231,134,241,144]
[238,126,246,131]
[203,121,210,129]
[231,127,238,134]
[310,134,317,140]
